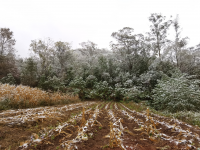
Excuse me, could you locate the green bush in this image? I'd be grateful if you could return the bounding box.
[87,81,113,100]
[152,71,200,112]
[124,87,142,102]
[69,77,87,99]
[38,75,65,91]
[111,83,126,101]
[0,73,16,85]
[69,77,86,89]
[85,75,97,88]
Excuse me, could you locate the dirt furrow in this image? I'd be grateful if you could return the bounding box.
[119,103,199,149]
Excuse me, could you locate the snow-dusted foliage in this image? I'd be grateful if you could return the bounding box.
[139,70,163,92]
[124,86,142,102]
[85,75,97,88]
[69,77,86,89]
[152,71,200,112]
[0,73,16,85]
[87,81,113,100]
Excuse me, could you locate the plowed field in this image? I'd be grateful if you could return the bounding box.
[1,102,200,150]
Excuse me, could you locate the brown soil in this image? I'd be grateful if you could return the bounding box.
[1,102,200,150]
[0,102,97,150]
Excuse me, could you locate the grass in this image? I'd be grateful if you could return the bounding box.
[123,100,200,128]
[100,103,105,109]
[102,145,109,149]
[118,103,125,110]
[110,103,113,109]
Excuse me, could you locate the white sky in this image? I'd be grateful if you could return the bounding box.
[0,0,199,58]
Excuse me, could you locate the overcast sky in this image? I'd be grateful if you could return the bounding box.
[0,0,199,58]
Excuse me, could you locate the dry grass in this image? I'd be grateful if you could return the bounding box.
[0,83,80,110]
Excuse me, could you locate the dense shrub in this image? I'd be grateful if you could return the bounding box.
[152,71,200,112]
[124,86,142,103]
[0,73,16,85]
[85,75,97,88]
[87,81,113,100]
[111,83,126,100]
[69,77,86,89]
[38,75,65,91]
[139,70,163,92]
[69,77,87,99]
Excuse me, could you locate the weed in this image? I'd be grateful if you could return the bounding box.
[74,119,77,125]
[110,103,113,109]
[99,127,102,130]
[102,145,109,149]
[35,123,38,128]
[51,135,55,140]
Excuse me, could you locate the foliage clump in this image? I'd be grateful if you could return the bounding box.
[152,71,200,112]
[0,73,16,85]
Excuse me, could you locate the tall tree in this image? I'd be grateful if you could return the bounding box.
[110,27,148,74]
[0,28,16,56]
[29,38,54,75]
[172,15,188,68]
[78,41,99,67]
[148,13,172,57]
[54,41,72,77]
[0,28,17,79]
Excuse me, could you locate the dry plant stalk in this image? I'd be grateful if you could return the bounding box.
[0,84,79,108]
[80,107,86,127]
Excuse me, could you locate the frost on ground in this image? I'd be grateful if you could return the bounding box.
[0,102,200,150]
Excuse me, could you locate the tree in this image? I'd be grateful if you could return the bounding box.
[20,58,38,87]
[172,15,188,68]
[77,41,100,69]
[0,28,17,79]
[148,13,172,57]
[54,41,72,77]
[0,28,16,56]
[29,38,54,75]
[110,27,149,74]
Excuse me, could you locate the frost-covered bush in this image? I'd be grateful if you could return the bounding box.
[46,76,65,91]
[113,72,132,86]
[124,79,133,88]
[86,75,97,88]
[101,72,110,81]
[38,75,65,91]
[152,72,200,112]
[0,73,16,85]
[111,83,126,100]
[139,70,163,92]
[87,81,113,100]
[124,86,142,102]
[69,77,86,89]
[69,77,87,99]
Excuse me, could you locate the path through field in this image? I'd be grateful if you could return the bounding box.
[1,102,200,150]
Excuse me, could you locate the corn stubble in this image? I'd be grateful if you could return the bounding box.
[0,83,79,109]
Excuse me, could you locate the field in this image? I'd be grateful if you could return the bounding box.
[1,102,200,150]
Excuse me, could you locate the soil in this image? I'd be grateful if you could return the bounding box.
[0,102,200,150]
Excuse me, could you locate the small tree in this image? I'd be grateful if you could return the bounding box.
[20,58,38,87]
